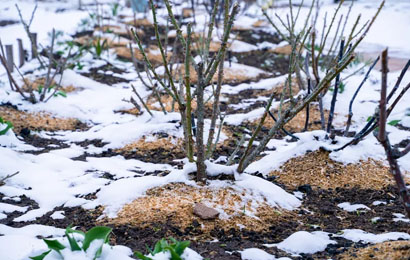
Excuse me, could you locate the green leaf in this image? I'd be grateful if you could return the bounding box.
[65,227,81,251]
[0,120,13,135]
[29,250,51,260]
[66,226,85,237]
[44,239,66,252]
[149,239,164,255]
[54,91,67,98]
[164,246,182,260]
[37,85,44,94]
[146,244,155,256]
[159,238,169,252]
[366,116,373,122]
[134,251,153,260]
[174,240,190,256]
[82,226,112,251]
[388,119,400,126]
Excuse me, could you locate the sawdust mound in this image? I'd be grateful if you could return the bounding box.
[340,240,410,260]
[145,93,213,113]
[22,78,78,93]
[114,46,172,65]
[249,104,328,133]
[0,106,84,133]
[115,135,184,156]
[270,149,394,190]
[123,18,153,27]
[168,64,269,84]
[74,35,130,48]
[109,183,294,235]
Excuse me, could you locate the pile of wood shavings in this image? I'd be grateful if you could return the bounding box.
[340,240,410,260]
[270,149,395,190]
[0,106,84,133]
[108,183,294,235]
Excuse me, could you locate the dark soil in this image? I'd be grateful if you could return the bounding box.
[0,20,18,27]
[233,29,282,46]
[81,63,129,85]
[232,49,290,75]
[20,134,70,154]
[3,183,407,260]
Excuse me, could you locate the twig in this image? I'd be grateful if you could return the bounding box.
[0,172,19,184]
[327,38,345,133]
[344,56,379,135]
[131,84,153,117]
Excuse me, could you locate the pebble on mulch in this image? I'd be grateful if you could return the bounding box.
[107,183,295,236]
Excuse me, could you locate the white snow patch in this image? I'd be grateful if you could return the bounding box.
[241,248,291,260]
[337,229,410,243]
[275,231,336,255]
[337,202,370,212]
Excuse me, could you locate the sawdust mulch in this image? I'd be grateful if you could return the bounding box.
[339,240,410,260]
[74,35,131,48]
[114,46,172,64]
[115,135,184,156]
[107,183,295,236]
[166,63,269,85]
[0,106,84,133]
[145,93,213,113]
[22,78,78,93]
[270,149,395,190]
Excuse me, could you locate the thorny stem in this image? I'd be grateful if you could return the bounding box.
[344,56,379,135]
[184,24,194,162]
[237,54,355,173]
[326,38,345,133]
[204,3,239,87]
[131,84,153,117]
[131,28,177,102]
[375,49,410,218]
[196,62,206,182]
[206,0,229,159]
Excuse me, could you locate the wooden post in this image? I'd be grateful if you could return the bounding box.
[78,0,82,10]
[29,32,37,59]
[5,45,14,72]
[17,39,24,68]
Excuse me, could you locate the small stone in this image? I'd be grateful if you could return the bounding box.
[193,203,219,220]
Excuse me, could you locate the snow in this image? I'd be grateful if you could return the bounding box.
[372,201,387,206]
[97,162,300,218]
[274,231,336,255]
[50,210,65,220]
[337,202,370,212]
[392,213,410,223]
[0,0,409,259]
[240,248,291,260]
[337,229,410,243]
[0,202,28,214]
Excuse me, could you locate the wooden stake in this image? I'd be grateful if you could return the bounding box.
[29,32,37,59]
[17,39,24,67]
[5,45,13,72]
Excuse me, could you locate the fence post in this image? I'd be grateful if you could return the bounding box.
[29,32,37,59]
[17,39,24,67]
[5,45,14,72]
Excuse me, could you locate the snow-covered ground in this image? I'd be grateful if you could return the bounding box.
[0,0,409,259]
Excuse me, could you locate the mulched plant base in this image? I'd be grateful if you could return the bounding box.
[0,105,87,133]
[1,183,408,259]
